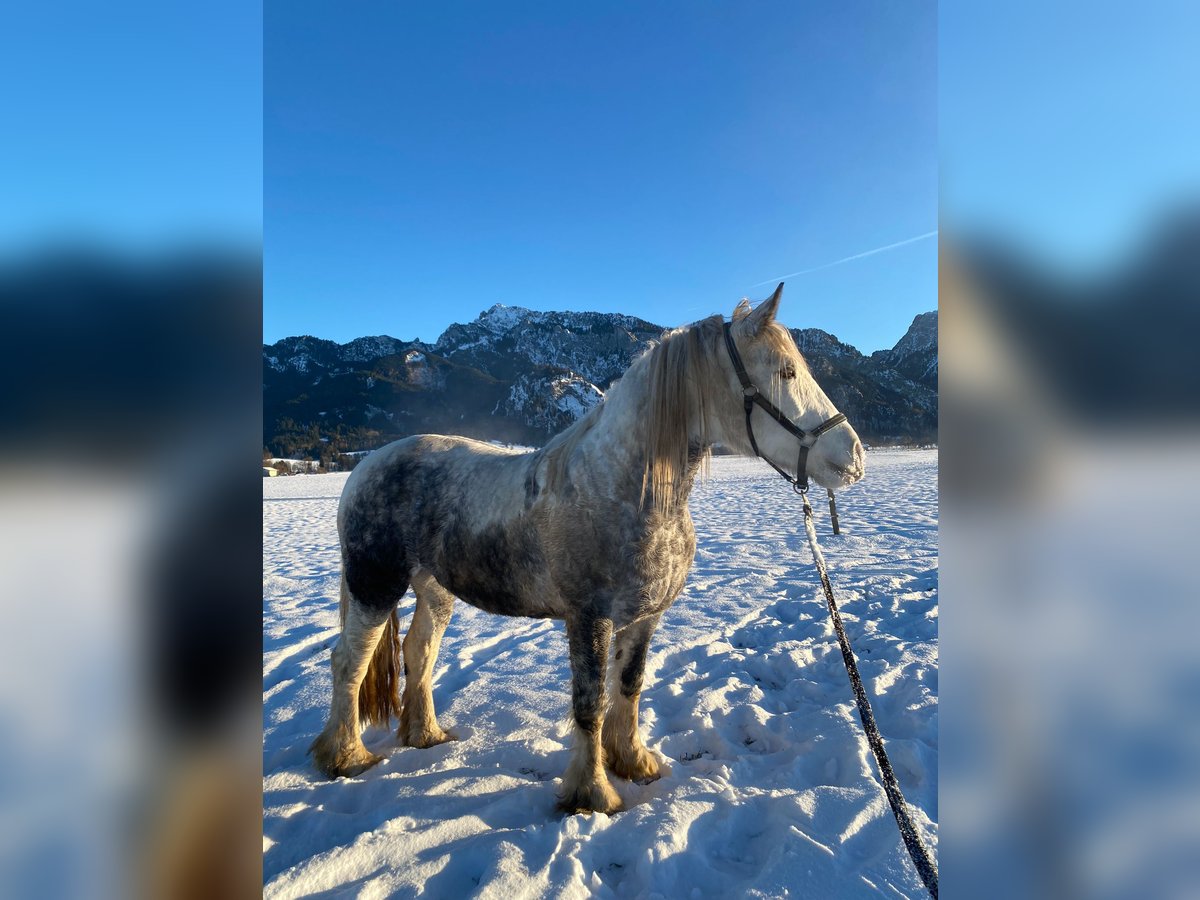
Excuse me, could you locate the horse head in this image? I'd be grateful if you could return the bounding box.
[720,283,865,491]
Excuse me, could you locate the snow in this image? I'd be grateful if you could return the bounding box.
[402,351,441,389]
[263,449,938,897]
[890,313,937,355]
[363,404,395,422]
[344,336,405,361]
[495,373,605,433]
[550,375,604,418]
[265,457,320,473]
[479,303,535,332]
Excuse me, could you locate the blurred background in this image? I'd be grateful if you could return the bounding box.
[0,2,262,898]
[941,2,1200,898]
[2,1,1198,898]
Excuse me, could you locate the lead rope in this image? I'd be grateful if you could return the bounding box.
[800,490,939,898]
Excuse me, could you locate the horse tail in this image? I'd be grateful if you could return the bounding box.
[340,572,403,726]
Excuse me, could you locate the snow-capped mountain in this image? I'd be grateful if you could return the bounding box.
[263,334,424,375]
[494,370,605,435]
[433,304,662,385]
[263,307,937,459]
[870,311,938,389]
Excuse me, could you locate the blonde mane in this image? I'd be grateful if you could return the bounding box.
[639,316,720,513]
[541,304,809,514]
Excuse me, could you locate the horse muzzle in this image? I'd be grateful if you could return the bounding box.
[823,441,866,488]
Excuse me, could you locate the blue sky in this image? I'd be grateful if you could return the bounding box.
[265,2,936,352]
[941,2,1200,270]
[0,1,262,251]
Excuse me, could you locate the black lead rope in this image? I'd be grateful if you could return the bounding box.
[801,491,939,898]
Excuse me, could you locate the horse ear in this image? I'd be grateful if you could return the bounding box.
[731,298,752,322]
[743,282,783,335]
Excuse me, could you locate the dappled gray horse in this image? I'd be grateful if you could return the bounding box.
[311,286,865,814]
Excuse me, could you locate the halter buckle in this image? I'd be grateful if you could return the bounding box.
[742,385,759,399]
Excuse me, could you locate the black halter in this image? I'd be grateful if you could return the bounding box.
[722,321,847,493]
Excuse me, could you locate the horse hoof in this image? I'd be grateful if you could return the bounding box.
[337,751,385,777]
[403,728,454,749]
[607,747,662,783]
[311,739,384,779]
[556,780,623,816]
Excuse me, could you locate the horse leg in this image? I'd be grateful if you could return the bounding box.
[310,575,398,777]
[558,612,622,815]
[398,568,456,748]
[603,616,662,782]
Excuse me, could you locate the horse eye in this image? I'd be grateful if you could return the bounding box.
[779,365,796,380]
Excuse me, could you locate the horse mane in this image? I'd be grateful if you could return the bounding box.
[540,303,808,514]
[640,316,720,513]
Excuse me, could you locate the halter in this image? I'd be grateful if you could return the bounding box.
[722,321,847,493]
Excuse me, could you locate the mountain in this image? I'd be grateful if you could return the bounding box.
[263,307,937,461]
[432,305,663,385]
[870,310,938,389]
[787,313,937,445]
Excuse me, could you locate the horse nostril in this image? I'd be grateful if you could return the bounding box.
[841,442,865,480]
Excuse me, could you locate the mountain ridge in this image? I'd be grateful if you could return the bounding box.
[263,308,937,461]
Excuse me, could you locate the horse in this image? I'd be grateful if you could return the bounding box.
[310,284,865,814]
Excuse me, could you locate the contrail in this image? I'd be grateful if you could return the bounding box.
[750,230,938,288]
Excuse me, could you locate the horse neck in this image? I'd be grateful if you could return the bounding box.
[571,349,709,510]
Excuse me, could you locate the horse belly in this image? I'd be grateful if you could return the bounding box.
[433,519,560,619]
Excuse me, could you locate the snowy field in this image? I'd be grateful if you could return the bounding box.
[263,449,938,898]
